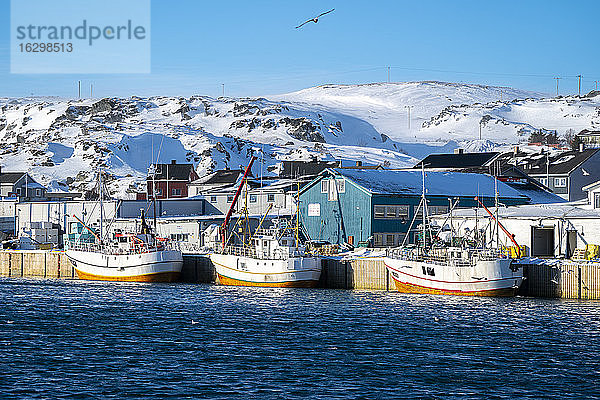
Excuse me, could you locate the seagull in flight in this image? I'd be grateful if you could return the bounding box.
[295,9,335,29]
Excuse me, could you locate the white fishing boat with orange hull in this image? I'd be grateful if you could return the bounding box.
[384,247,522,296]
[65,168,183,283]
[210,228,321,288]
[209,155,321,288]
[384,166,524,297]
[66,234,183,282]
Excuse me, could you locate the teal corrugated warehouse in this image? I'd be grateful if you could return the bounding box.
[299,168,530,247]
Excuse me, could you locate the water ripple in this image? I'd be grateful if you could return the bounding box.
[0,278,599,399]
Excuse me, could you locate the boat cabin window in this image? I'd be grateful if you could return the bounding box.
[281,239,287,246]
[263,240,268,247]
[267,194,275,203]
[118,236,128,243]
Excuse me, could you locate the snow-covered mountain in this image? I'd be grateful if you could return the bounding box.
[1,81,599,198]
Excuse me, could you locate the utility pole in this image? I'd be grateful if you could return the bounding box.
[479,121,482,140]
[577,75,582,96]
[387,66,390,83]
[222,83,225,97]
[595,80,599,91]
[404,105,413,130]
[78,80,81,99]
[554,77,561,96]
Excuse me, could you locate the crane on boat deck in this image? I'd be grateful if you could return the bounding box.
[474,196,521,258]
[220,156,257,249]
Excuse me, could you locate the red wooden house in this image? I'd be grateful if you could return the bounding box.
[139,160,199,200]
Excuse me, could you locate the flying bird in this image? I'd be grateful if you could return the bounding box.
[295,9,335,29]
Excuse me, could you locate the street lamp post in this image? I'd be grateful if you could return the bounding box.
[404,105,413,130]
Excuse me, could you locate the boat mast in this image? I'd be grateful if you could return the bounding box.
[494,176,499,249]
[449,198,453,246]
[421,163,427,249]
[99,168,103,244]
[295,176,300,247]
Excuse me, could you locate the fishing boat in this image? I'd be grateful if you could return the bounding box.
[209,156,321,287]
[384,168,523,296]
[65,170,183,282]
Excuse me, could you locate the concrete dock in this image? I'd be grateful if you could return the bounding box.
[0,250,76,279]
[2,250,600,299]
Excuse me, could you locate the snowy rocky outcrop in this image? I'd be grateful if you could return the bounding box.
[1,81,599,199]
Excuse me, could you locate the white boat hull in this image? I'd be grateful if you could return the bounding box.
[66,249,183,282]
[384,257,523,296]
[210,253,321,287]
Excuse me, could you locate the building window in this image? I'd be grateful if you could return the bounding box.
[210,196,217,203]
[336,179,345,193]
[16,188,21,196]
[539,177,548,186]
[595,193,600,209]
[250,194,257,203]
[267,194,275,202]
[169,233,189,242]
[385,206,396,218]
[227,195,234,203]
[429,206,449,215]
[374,205,409,219]
[385,234,395,246]
[414,205,423,220]
[171,188,181,196]
[374,233,383,247]
[155,188,162,196]
[36,189,42,197]
[373,233,405,247]
[554,177,567,188]
[321,180,329,193]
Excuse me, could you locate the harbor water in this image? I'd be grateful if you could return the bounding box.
[1,279,600,399]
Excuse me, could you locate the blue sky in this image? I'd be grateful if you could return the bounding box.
[0,0,599,98]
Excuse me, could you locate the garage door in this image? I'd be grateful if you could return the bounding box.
[532,227,554,257]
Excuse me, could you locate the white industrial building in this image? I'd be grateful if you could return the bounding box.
[431,202,600,259]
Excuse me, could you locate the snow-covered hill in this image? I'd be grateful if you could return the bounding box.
[1,81,599,199]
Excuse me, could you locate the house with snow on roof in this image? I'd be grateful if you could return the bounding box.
[0,167,48,201]
[492,148,600,202]
[298,168,531,248]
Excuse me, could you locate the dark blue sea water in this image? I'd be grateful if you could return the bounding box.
[1,279,600,399]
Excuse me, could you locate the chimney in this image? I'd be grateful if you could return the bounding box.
[580,143,585,152]
[514,146,519,155]
[454,148,464,154]
[356,161,363,167]
[171,159,176,165]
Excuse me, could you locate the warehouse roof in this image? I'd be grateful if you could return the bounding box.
[329,168,527,199]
